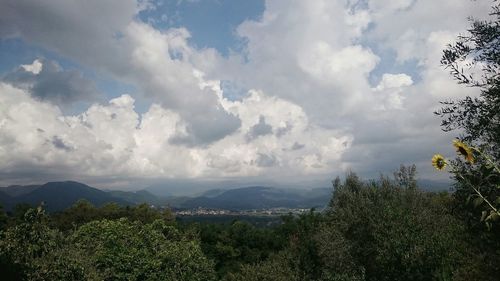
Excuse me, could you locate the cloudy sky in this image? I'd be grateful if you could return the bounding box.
[0,0,491,189]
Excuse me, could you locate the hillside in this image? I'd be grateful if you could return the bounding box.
[0,181,332,212]
[0,185,41,197]
[179,186,330,210]
[0,181,131,212]
[0,190,13,210]
[106,189,164,205]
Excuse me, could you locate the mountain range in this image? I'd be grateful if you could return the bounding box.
[0,181,131,211]
[0,181,332,212]
[178,186,331,210]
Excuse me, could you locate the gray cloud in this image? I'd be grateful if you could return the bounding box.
[275,122,293,137]
[0,0,138,70]
[170,108,241,146]
[282,142,305,152]
[246,115,272,141]
[3,59,98,105]
[51,136,73,152]
[255,153,278,167]
[291,142,305,150]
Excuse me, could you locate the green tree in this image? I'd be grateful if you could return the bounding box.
[0,204,8,231]
[223,251,300,281]
[0,206,85,280]
[320,173,471,281]
[51,199,98,230]
[51,200,175,230]
[197,219,284,278]
[0,205,215,280]
[11,203,33,224]
[393,164,417,190]
[276,210,324,280]
[70,218,215,281]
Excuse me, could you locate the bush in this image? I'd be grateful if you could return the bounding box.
[318,173,472,281]
[0,206,216,281]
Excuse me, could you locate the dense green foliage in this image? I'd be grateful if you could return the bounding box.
[0,204,8,231]
[0,205,214,281]
[323,174,467,281]
[226,173,486,281]
[50,200,175,231]
[194,220,284,278]
[1,170,499,280]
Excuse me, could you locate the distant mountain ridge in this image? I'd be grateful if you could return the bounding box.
[0,185,41,197]
[0,181,132,212]
[177,186,331,210]
[0,181,332,212]
[0,190,14,210]
[0,179,450,213]
[107,189,166,205]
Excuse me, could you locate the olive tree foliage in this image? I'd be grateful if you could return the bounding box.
[393,164,417,189]
[436,0,500,243]
[320,173,472,281]
[436,1,500,157]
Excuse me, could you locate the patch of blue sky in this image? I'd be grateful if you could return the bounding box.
[359,34,423,87]
[220,80,249,101]
[0,38,48,74]
[94,78,154,115]
[354,4,422,87]
[0,38,99,76]
[368,46,423,87]
[139,0,265,56]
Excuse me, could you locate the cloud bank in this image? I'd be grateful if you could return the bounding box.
[0,0,492,186]
[0,82,350,183]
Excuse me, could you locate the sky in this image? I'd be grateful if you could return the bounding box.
[0,0,492,190]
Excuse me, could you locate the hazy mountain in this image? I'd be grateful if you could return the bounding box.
[0,185,41,197]
[106,189,165,205]
[0,190,13,210]
[0,182,332,212]
[145,182,233,197]
[199,189,228,198]
[0,181,131,212]
[417,179,453,192]
[178,186,331,210]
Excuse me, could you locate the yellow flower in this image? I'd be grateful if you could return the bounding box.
[453,140,475,164]
[432,154,447,170]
